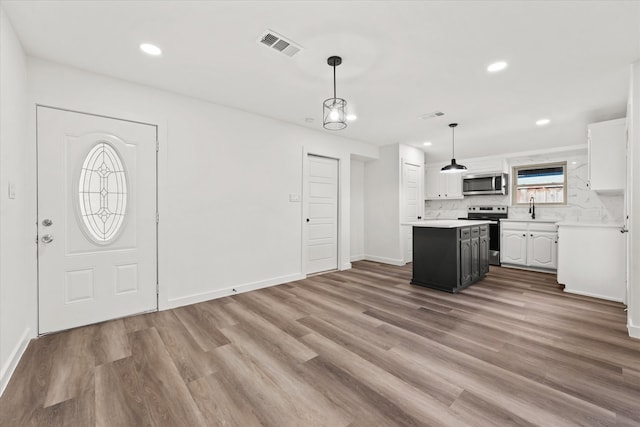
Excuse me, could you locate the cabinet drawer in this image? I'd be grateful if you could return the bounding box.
[471,227,480,237]
[460,228,471,239]
[529,222,558,232]
[479,225,488,236]
[501,222,528,231]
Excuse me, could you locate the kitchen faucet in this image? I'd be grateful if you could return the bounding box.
[529,196,536,220]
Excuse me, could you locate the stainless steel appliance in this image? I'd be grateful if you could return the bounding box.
[459,205,508,265]
[462,172,508,196]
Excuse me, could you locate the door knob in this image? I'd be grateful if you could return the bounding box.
[41,234,54,244]
[621,227,629,234]
[42,219,53,227]
[306,218,310,222]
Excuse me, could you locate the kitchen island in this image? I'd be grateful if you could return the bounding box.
[403,220,492,292]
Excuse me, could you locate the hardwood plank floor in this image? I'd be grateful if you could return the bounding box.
[1,261,640,426]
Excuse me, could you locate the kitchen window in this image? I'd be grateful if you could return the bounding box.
[512,162,567,205]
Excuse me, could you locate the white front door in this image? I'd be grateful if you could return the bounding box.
[37,107,157,334]
[306,155,338,274]
[402,162,422,263]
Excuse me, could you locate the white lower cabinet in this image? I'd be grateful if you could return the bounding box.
[557,223,625,302]
[501,229,527,265]
[528,231,557,269]
[500,221,557,271]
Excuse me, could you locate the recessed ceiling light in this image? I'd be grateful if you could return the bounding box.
[487,61,508,73]
[140,43,162,56]
[571,161,577,165]
[346,114,357,121]
[423,141,432,146]
[536,118,551,126]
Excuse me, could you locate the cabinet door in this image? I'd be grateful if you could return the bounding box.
[501,231,527,265]
[471,237,480,281]
[443,173,463,199]
[460,238,472,286]
[479,235,489,276]
[588,119,625,192]
[425,168,442,199]
[528,232,557,269]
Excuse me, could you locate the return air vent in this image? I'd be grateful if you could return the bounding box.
[419,111,445,120]
[259,30,303,57]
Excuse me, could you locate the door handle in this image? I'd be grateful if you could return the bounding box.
[620,227,629,234]
[41,234,54,244]
[306,218,310,223]
[42,219,53,227]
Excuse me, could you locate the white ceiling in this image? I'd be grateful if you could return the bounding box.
[3,0,639,161]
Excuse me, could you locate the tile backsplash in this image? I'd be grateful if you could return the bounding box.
[425,152,624,224]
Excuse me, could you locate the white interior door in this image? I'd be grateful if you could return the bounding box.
[37,107,157,334]
[403,162,422,263]
[306,155,338,274]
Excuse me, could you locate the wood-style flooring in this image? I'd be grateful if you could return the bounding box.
[1,261,639,426]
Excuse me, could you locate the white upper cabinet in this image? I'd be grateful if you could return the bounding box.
[425,165,463,200]
[588,118,626,193]
[460,157,508,175]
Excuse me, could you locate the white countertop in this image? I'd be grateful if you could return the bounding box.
[402,220,493,228]
[556,222,623,228]
[500,219,558,223]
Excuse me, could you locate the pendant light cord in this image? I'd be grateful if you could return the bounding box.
[333,64,337,99]
[451,126,455,159]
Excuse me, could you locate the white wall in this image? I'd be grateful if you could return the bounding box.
[27,57,379,310]
[364,145,401,264]
[0,6,37,394]
[628,61,640,338]
[363,144,424,265]
[350,159,365,261]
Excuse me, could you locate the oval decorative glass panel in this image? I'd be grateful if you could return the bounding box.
[78,142,128,244]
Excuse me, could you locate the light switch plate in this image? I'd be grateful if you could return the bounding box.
[8,181,15,199]
[289,193,300,202]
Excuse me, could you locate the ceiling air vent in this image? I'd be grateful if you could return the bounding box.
[419,111,445,120]
[259,30,303,57]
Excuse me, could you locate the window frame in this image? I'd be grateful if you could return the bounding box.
[511,161,567,206]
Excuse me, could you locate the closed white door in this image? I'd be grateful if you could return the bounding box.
[37,107,157,334]
[306,155,338,274]
[403,162,422,262]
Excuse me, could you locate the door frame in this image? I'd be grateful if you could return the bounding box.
[35,105,161,335]
[302,151,341,276]
[401,159,424,264]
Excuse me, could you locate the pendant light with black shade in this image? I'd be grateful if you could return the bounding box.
[323,56,347,131]
[441,123,467,173]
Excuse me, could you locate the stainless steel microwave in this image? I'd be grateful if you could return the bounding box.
[462,173,508,196]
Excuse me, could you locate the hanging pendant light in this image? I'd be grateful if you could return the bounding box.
[323,56,347,131]
[441,123,467,173]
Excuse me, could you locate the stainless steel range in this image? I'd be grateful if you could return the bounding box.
[459,205,508,266]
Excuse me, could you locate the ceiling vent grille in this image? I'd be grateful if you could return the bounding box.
[259,30,303,57]
[419,111,445,120]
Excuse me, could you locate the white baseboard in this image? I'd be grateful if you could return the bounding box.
[364,255,406,266]
[628,322,640,339]
[563,288,625,303]
[500,263,557,275]
[1,327,32,397]
[350,254,365,262]
[340,262,352,271]
[164,273,306,310]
